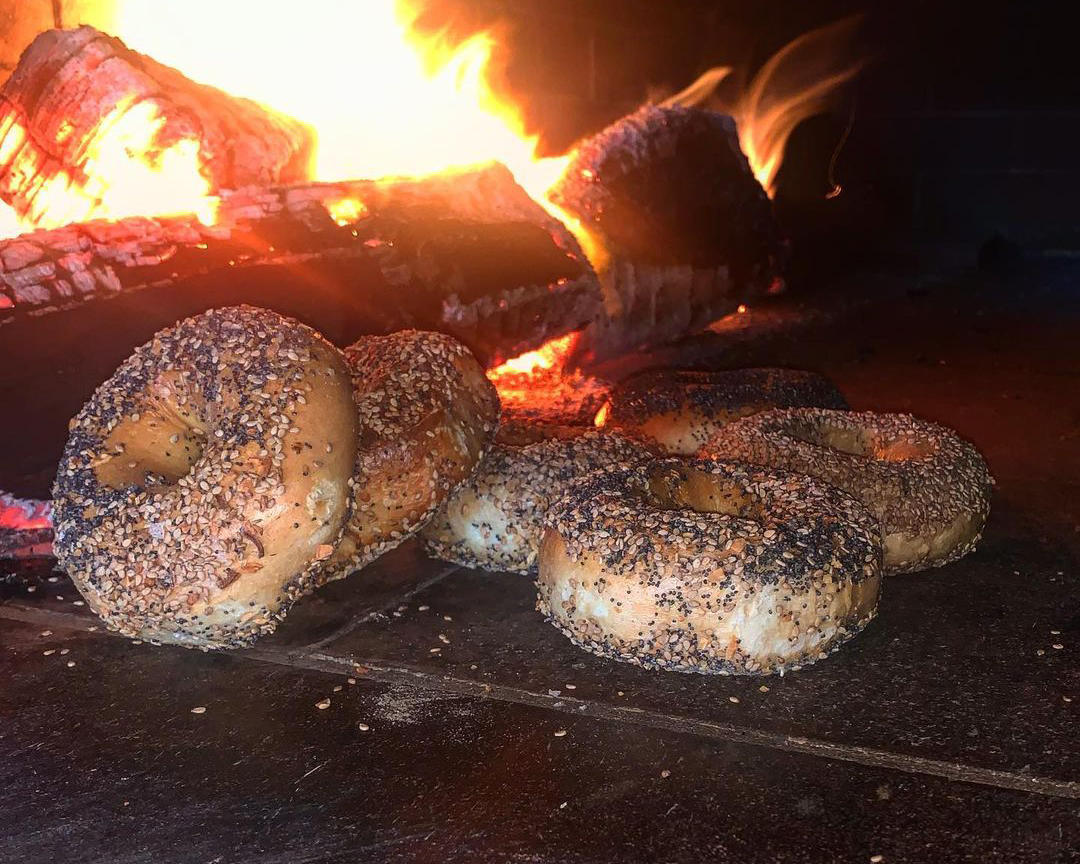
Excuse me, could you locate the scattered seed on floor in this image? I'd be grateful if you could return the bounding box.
[729,696,740,704]
[617,691,625,697]
[565,683,576,690]
[443,615,452,621]
[660,770,671,779]
[66,661,75,668]
[26,586,36,593]
[73,601,85,607]
[316,699,331,710]
[870,856,884,863]
[1051,630,1061,635]
[347,678,356,685]
[1037,649,1046,656]
[438,634,450,644]
[333,685,342,692]
[759,685,770,693]
[358,723,370,732]
[553,729,567,738]
[1063,696,1073,703]
[429,647,442,654]
[39,630,51,637]
[60,648,69,655]
[47,576,58,583]
[392,611,402,617]
[190,706,206,714]
[1053,644,1064,650]
[470,664,478,670]
[43,650,55,656]
[418,605,430,611]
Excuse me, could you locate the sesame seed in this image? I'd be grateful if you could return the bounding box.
[553,729,567,738]
[316,699,331,710]
[190,706,207,714]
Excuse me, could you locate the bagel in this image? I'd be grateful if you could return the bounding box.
[52,306,359,649]
[538,458,881,675]
[422,432,652,574]
[704,408,993,574]
[322,331,499,578]
[595,367,847,454]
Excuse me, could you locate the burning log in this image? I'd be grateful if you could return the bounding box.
[0,162,601,497]
[550,105,786,366]
[0,26,313,227]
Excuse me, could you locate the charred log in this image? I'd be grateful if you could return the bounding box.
[549,105,786,366]
[0,26,313,225]
[0,162,601,497]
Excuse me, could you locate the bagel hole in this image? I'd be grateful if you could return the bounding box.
[874,437,933,462]
[787,422,869,457]
[787,422,932,463]
[645,466,759,520]
[97,415,204,491]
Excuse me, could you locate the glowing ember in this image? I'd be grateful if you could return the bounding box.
[0,492,51,531]
[488,331,610,437]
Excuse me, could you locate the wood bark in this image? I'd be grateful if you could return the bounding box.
[0,26,313,224]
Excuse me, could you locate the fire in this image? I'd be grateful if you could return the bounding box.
[664,16,864,196]
[488,332,579,382]
[0,0,860,258]
[82,0,566,206]
[487,330,609,429]
[0,99,217,235]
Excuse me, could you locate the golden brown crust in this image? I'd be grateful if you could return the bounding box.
[323,331,499,578]
[52,306,359,649]
[537,458,882,675]
[421,432,652,574]
[597,367,847,454]
[703,408,994,574]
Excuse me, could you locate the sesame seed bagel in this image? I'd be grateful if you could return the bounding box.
[52,306,359,649]
[704,408,993,574]
[322,331,499,578]
[596,367,848,454]
[422,432,653,574]
[537,458,882,675]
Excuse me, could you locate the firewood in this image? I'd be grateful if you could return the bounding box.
[0,26,313,225]
[0,162,601,497]
[549,104,786,365]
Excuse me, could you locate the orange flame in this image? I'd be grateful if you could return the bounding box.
[1,1,860,255]
[78,0,566,206]
[664,16,864,196]
[488,331,579,381]
[0,99,217,235]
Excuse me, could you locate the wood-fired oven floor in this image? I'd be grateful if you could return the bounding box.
[2,258,1078,863]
